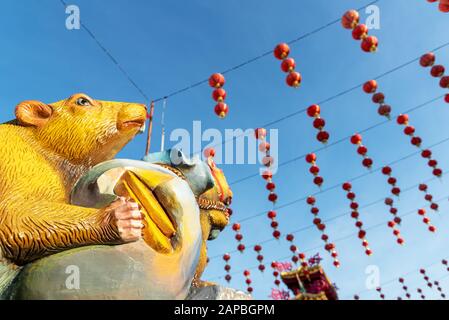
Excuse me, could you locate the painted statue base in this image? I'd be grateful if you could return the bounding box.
[186,285,252,300]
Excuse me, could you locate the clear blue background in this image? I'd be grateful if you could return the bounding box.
[1,0,449,300]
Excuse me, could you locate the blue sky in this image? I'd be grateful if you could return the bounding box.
[1,0,449,300]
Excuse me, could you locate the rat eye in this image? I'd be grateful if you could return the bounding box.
[76,97,92,107]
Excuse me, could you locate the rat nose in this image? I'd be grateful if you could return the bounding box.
[223,196,232,206]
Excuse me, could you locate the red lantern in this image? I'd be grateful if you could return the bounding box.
[307,104,321,117]
[420,53,435,67]
[214,102,229,118]
[209,73,225,88]
[212,88,227,102]
[361,36,378,52]
[352,24,368,40]
[431,65,445,77]
[397,114,409,125]
[350,134,362,145]
[440,76,449,88]
[281,58,296,72]
[378,104,391,118]
[286,71,302,87]
[445,94,449,103]
[306,153,317,164]
[372,92,385,104]
[273,43,290,60]
[439,0,449,12]
[313,118,326,129]
[363,80,378,93]
[317,131,330,143]
[341,10,360,29]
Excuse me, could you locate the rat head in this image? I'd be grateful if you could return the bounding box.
[15,93,147,165]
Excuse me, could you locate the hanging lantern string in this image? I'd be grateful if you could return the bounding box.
[305,154,339,267]
[243,270,253,294]
[398,278,412,299]
[417,208,437,233]
[209,171,449,262]
[254,245,266,273]
[419,52,449,103]
[350,134,405,244]
[232,223,246,253]
[341,9,379,53]
[350,256,449,300]
[222,253,232,283]
[418,183,439,212]
[255,128,309,268]
[307,105,330,144]
[209,196,449,281]
[342,182,373,255]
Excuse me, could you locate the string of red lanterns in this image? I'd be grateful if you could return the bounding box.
[232,223,246,253]
[427,0,449,14]
[341,10,379,53]
[286,234,308,269]
[376,287,386,300]
[307,105,330,144]
[271,262,282,288]
[399,113,444,177]
[256,128,309,270]
[418,183,439,212]
[363,80,392,119]
[209,73,229,119]
[417,288,426,300]
[433,280,447,299]
[384,197,404,245]
[273,43,302,88]
[223,253,232,283]
[256,128,281,240]
[243,270,253,294]
[381,166,401,198]
[417,208,437,233]
[381,166,405,245]
[254,245,266,273]
[341,182,372,256]
[398,278,412,299]
[305,152,339,266]
[420,52,449,103]
[350,133,373,169]
[306,152,324,188]
[306,195,340,267]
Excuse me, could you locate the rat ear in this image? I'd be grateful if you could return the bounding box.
[15,100,53,127]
